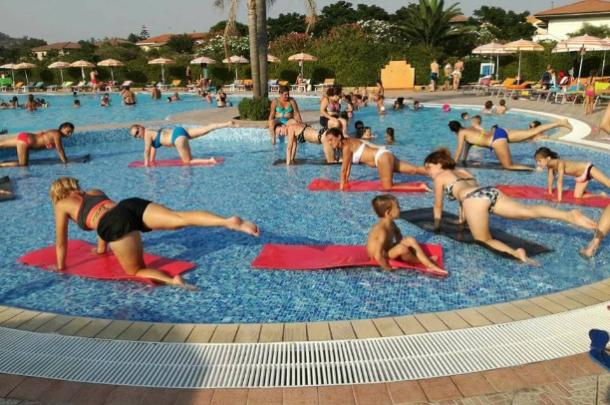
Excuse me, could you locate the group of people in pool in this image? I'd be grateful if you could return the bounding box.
[3,87,610,287]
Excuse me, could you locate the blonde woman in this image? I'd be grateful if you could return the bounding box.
[49,177,259,288]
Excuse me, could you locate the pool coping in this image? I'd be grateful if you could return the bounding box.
[0,103,609,346]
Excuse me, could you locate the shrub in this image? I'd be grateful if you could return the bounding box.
[238,97,271,121]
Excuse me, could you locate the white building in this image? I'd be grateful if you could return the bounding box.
[533,0,610,42]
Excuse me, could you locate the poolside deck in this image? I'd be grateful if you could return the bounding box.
[0,90,608,404]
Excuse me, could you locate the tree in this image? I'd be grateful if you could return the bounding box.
[209,20,249,36]
[314,1,357,34]
[139,25,150,40]
[167,34,193,54]
[472,6,535,42]
[127,33,140,43]
[399,0,473,48]
[354,4,390,21]
[569,23,610,38]
[267,13,306,40]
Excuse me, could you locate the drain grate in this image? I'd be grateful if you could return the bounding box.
[0,303,608,388]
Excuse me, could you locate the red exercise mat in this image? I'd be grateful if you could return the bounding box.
[18,240,196,284]
[251,243,447,277]
[497,185,610,208]
[128,157,224,168]
[308,178,429,193]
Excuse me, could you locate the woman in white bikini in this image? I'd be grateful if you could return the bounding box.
[325,128,427,190]
[534,147,610,201]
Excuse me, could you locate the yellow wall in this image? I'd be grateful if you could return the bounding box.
[380,60,415,90]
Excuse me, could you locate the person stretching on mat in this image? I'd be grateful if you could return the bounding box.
[130,121,235,167]
[534,147,610,202]
[449,119,571,171]
[580,204,610,258]
[424,148,597,265]
[49,177,260,289]
[367,194,443,273]
[273,121,337,165]
[325,128,428,191]
[0,122,75,167]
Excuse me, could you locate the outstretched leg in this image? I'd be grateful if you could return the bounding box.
[110,231,195,289]
[507,119,572,143]
[493,193,597,230]
[187,121,235,139]
[493,140,534,171]
[142,202,260,236]
[591,167,610,189]
[388,237,444,272]
[462,198,538,265]
[581,204,610,258]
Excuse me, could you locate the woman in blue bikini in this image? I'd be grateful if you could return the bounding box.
[267,86,302,144]
[448,118,571,171]
[130,121,235,167]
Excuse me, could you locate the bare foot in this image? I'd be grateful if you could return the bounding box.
[560,118,572,131]
[208,157,217,164]
[570,209,598,230]
[580,238,601,258]
[171,275,198,291]
[516,248,539,266]
[226,216,260,236]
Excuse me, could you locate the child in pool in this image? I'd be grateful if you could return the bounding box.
[495,99,507,115]
[385,127,395,145]
[366,195,443,272]
[534,147,610,201]
[482,100,494,114]
[461,112,470,121]
[362,127,373,140]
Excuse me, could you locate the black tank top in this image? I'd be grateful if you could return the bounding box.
[77,192,111,231]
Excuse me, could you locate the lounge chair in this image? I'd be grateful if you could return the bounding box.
[169,79,182,90]
[291,79,308,93]
[12,82,24,93]
[268,79,279,92]
[504,81,535,98]
[490,78,516,97]
[594,82,610,107]
[120,80,133,89]
[226,80,243,92]
[0,77,12,92]
[314,78,335,92]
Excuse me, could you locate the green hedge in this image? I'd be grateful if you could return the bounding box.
[238,97,270,121]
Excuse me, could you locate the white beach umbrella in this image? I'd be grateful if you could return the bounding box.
[472,42,511,80]
[13,62,36,83]
[48,61,70,83]
[191,56,216,79]
[222,55,249,80]
[553,35,608,82]
[148,57,175,84]
[288,52,318,77]
[0,63,16,83]
[267,54,280,63]
[97,59,124,82]
[70,60,95,81]
[503,39,544,80]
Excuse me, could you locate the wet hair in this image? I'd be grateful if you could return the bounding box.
[326,85,342,97]
[460,112,469,120]
[530,120,542,128]
[499,99,506,106]
[385,127,395,142]
[534,147,559,160]
[73,100,80,106]
[448,120,463,133]
[27,94,34,101]
[372,194,397,217]
[424,148,456,169]
[354,120,364,129]
[49,177,81,205]
[279,85,289,94]
[59,122,74,131]
[484,100,493,109]
[396,97,404,105]
[326,127,342,138]
[472,115,482,123]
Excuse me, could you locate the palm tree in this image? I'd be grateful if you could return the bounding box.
[214,0,317,98]
[400,0,472,48]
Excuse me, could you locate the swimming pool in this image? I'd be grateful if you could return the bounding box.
[0,93,321,133]
[0,105,607,324]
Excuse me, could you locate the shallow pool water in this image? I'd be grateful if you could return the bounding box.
[0,105,608,324]
[0,93,321,133]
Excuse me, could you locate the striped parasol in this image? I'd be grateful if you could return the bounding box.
[503,39,544,80]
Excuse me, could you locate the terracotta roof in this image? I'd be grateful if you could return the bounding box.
[95,38,132,46]
[535,0,610,18]
[31,42,82,52]
[136,32,209,45]
[450,15,469,23]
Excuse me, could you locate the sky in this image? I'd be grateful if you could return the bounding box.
[1,0,577,43]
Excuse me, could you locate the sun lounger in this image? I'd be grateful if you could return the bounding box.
[0,77,12,92]
[490,78,516,97]
[314,78,335,92]
[594,82,610,107]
